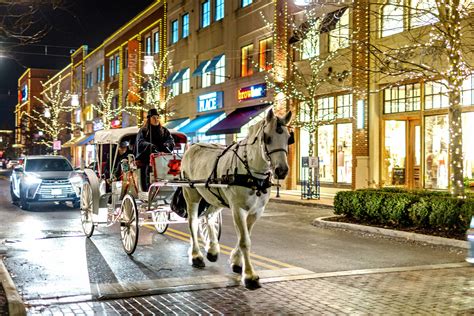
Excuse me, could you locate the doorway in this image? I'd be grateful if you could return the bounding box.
[382,119,421,189]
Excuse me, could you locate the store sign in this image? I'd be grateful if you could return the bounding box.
[197,91,223,112]
[93,119,104,131]
[238,83,266,101]
[21,84,28,102]
[53,140,61,151]
[127,39,140,103]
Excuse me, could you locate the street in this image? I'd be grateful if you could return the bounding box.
[0,169,472,314]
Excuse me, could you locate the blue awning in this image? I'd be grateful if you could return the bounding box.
[164,71,178,86]
[204,54,224,73]
[165,118,189,130]
[206,103,271,135]
[192,60,210,77]
[171,68,189,84]
[77,133,94,145]
[180,112,224,136]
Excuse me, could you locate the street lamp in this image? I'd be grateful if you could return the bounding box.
[71,94,79,107]
[143,56,154,75]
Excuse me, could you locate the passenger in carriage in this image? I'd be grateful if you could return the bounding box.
[112,140,132,180]
[135,108,175,191]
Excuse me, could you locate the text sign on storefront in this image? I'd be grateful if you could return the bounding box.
[53,140,61,151]
[238,83,266,101]
[197,91,224,112]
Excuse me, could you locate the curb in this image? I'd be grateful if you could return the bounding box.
[269,197,333,209]
[313,216,469,249]
[0,258,26,316]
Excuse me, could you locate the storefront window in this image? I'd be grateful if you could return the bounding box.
[298,128,311,185]
[383,83,421,114]
[463,112,474,179]
[383,121,406,186]
[424,81,448,110]
[318,125,334,182]
[318,96,334,120]
[462,74,474,106]
[336,123,352,183]
[337,94,352,118]
[424,115,448,189]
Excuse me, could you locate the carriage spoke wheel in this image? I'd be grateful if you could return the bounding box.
[152,211,169,234]
[80,182,95,237]
[120,194,139,255]
[199,211,222,246]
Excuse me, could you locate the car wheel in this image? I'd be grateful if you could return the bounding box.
[10,183,19,204]
[19,189,30,211]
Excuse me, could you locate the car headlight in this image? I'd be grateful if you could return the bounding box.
[24,174,42,185]
[69,175,83,185]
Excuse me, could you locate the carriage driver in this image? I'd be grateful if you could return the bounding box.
[135,108,175,191]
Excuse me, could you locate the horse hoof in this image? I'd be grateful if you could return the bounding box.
[192,257,205,268]
[231,265,242,274]
[244,277,261,290]
[207,252,219,262]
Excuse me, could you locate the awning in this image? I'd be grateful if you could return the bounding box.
[321,7,347,33]
[180,112,224,136]
[77,134,95,146]
[62,135,82,148]
[206,103,271,136]
[192,60,210,77]
[164,71,178,86]
[165,118,190,130]
[204,54,224,73]
[171,68,189,84]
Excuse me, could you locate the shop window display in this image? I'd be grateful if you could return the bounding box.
[336,123,352,183]
[463,112,474,180]
[424,115,449,189]
[383,121,406,186]
[318,125,334,182]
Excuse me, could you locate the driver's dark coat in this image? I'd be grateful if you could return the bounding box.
[135,123,175,162]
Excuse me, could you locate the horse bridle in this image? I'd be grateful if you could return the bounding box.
[262,122,295,160]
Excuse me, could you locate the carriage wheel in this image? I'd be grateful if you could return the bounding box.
[152,211,169,234]
[199,211,222,246]
[80,182,95,237]
[120,194,139,255]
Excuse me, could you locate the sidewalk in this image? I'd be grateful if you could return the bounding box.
[269,188,335,208]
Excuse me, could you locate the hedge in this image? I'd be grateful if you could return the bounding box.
[334,188,474,234]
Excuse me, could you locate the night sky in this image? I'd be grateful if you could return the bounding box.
[0,0,155,129]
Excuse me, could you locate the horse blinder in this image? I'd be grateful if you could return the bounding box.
[288,131,295,145]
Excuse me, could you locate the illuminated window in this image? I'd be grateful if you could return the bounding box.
[201,0,210,28]
[182,69,190,93]
[182,13,189,38]
[301,27,319,59]
[202,61,212,88]
[462,74,474,106]
[153,32,160,54]
[258,37,273,71]
[115,55,120,74]
[337,94,353,118]
[171,20,179,44]
[424,81,448,110]
[381,0,404,37]
[242,0,252,8]
[317,96,335,120]
[214,55,226,84]
[172,78,180,96]
[215,0,224,21]
[383,83,421,113]
[329,9,350,52]
[109,57,115,77]
[410,0,438,29]
[145,36,152,56]
[241,44,253,77]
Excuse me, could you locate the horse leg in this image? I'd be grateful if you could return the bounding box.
[230,211,260,274]
[183,187,205,268]
[231,207,261,290]
[205,207,221,262]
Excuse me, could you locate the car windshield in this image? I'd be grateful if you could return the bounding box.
[25,158,73,172]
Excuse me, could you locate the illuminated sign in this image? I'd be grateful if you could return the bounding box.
[93,119,104,131]
[238,83,266,101]
[21,84,28,102]
[197,91,224,112]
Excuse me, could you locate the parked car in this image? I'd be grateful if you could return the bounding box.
[10,155,82,210]
[467,216,474,265]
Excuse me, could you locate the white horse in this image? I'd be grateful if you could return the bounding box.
[181,109,292,289]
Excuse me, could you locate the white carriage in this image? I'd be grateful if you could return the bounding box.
[79,126,223,255]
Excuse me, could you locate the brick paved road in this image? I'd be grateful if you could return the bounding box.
[28,264,473,315]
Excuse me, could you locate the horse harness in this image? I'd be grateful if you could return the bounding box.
[199,121,294,208]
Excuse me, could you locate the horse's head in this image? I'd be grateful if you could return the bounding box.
[262,109,293,179]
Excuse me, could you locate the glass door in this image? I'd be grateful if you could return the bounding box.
[408,120,421,189]
[383,120,407,186]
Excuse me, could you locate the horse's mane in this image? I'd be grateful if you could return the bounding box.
[193,143,226,150]
[246,119,265,143]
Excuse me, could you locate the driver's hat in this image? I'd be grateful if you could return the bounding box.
[119,140,129,148]
[147,108,160,118]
